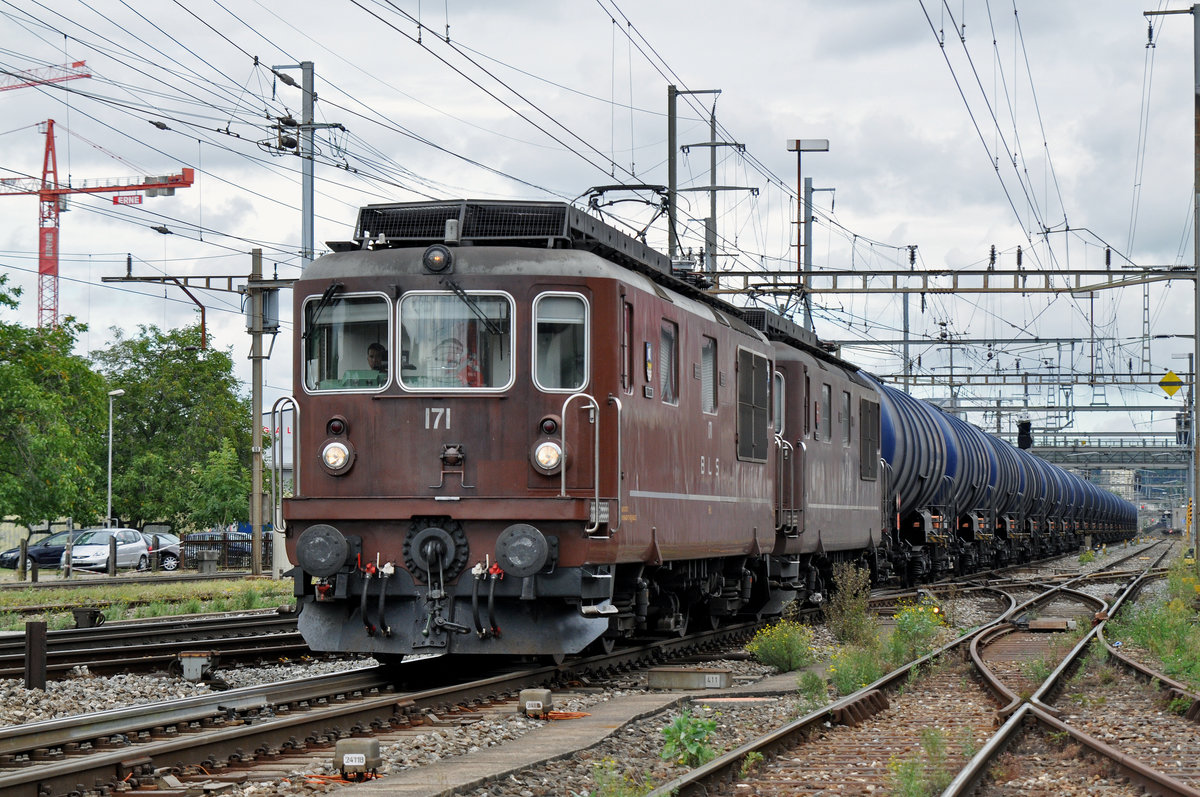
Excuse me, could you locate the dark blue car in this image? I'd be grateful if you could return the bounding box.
[0,529,81,569]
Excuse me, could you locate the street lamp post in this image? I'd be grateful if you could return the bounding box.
[786,138,829,332]
[106,389,125,527]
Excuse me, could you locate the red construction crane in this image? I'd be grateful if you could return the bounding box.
[0,119,194,327]
[0,60,91,92]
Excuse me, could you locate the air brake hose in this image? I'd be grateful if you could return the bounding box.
[471,566,487,637]
[487,574,500,638]
[360,572,375,636]
[376,571,391,637]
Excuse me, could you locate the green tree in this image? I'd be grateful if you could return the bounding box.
[191,438,249,530]
[0,278,106,527]
[91,323,251,530]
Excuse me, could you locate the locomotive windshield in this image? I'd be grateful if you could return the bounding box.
[399,292,513,389]
[303,293,390,392]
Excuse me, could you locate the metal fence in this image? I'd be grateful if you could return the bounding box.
[181,534,273,571]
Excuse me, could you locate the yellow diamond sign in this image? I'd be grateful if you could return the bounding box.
[1160,370,1184,397]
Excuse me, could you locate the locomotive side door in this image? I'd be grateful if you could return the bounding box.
[532,291,596,494]
[774,363,804,535]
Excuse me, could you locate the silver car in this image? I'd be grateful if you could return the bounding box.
[60,528,150,571]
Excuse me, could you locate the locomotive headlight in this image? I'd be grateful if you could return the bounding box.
[533,440,562,472]
[422,244,453,273]
[321,441,351,471]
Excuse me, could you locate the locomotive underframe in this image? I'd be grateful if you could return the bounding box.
[291,543,805,657]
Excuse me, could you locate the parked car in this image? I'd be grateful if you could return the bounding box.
[140,531,182,571]
[0,529,81,570]
[60,528,149,571]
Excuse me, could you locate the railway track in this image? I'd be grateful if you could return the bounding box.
[0,542,1180,796]
[0,621,758,797]
[0,608,311,679]
[0,571,251,591]
[645,543,1199,797]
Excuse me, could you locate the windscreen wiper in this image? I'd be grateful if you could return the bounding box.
[301,281,344,340]
[441,277,502,337]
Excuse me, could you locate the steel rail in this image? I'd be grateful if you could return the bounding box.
[646,546,1166,797]
[945,543,1194,795]
[0,621,758,797]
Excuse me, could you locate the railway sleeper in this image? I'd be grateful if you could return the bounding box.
[831,688,890,727]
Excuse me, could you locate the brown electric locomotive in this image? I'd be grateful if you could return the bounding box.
[280,199,1134,660]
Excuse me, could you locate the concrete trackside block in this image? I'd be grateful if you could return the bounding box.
[518,688,553,718]
[646,666,732,690]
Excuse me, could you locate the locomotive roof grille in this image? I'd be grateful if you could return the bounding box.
[350,199,672,275]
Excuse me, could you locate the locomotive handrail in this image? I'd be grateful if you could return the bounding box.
[608,394,623,534]
[774,435,795,534]
[269,396,299,530]
[559,392,622,536]
[560,392,602,534]
[797,439,808,525]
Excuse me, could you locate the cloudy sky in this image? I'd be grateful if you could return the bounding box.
[0,1,1195,439]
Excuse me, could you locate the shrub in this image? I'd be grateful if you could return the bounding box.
[825,562,875,644]
[746,619,816,672]
[828,645,886,695]
[1079,549,1096,564]
[661,708,718,767]
[885,602,946,666]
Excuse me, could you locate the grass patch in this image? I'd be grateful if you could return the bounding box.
[797,669,829,708]
[886,727,954,796]
[828,644,887,695]
[587,759,653,797]
[0,579,292,630]
[1107,558,1200,691]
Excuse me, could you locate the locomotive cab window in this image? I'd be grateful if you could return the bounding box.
[660,319,679,405]
[303,293,390,392]
[533,293,588,392]
[399,291,514,390]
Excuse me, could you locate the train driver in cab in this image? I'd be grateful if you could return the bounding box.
[433,337,482,387]
[366,342,388,384]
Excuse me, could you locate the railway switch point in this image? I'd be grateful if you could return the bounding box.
[518,688,553,718]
